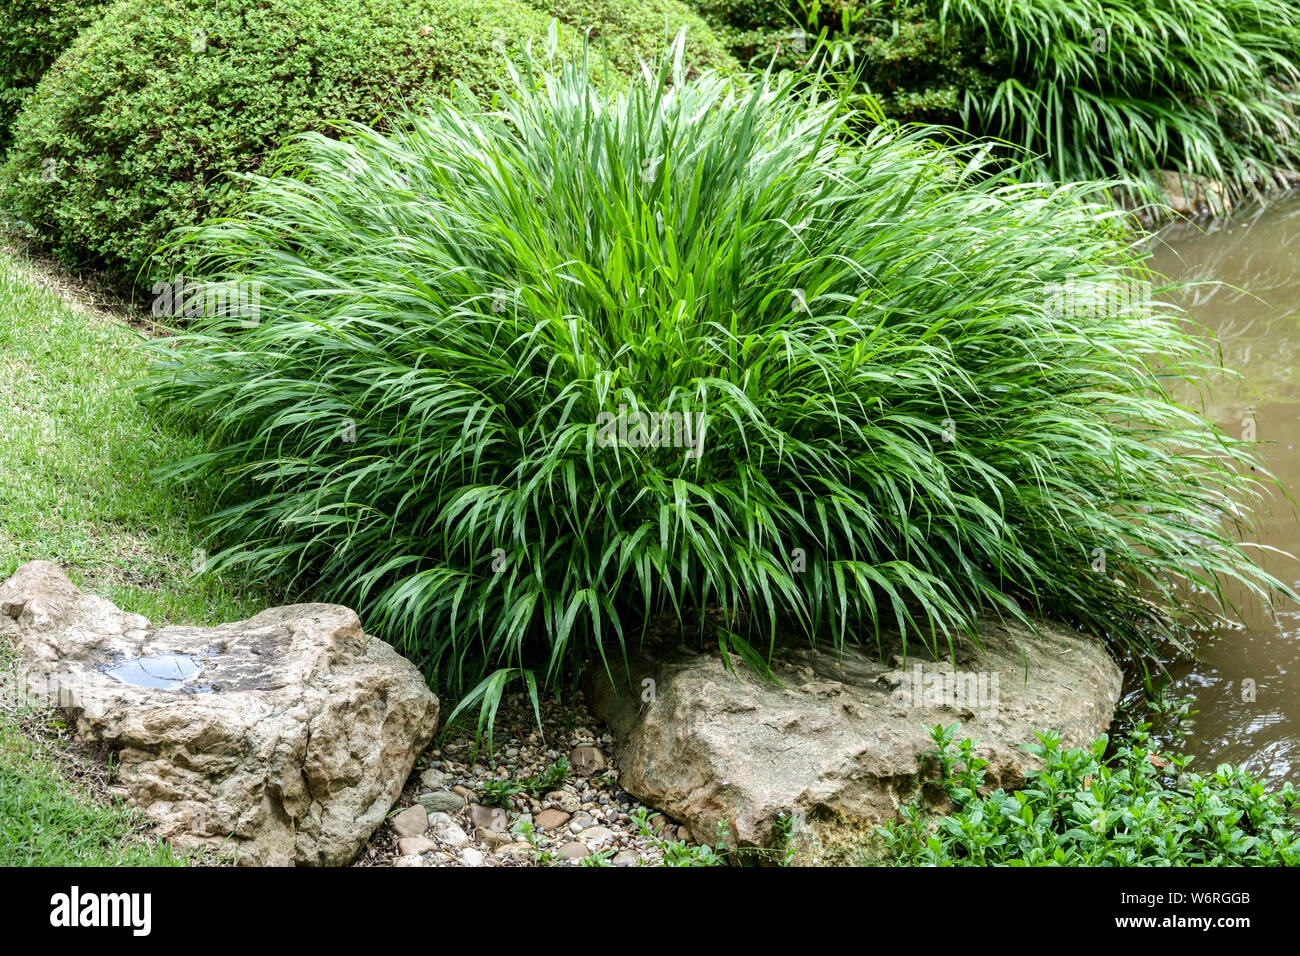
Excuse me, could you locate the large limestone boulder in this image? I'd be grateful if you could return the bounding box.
[0,560,439,866]
[584,618,1121,851]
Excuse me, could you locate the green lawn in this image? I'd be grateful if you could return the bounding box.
[0,246,271,864]
[0,716,189,865]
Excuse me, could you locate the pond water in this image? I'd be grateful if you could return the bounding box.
[1146,193,1300,787]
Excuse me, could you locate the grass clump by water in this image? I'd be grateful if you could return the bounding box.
[690,0,1300,209]
[138,39,1286,723]
[937,0,1300,206]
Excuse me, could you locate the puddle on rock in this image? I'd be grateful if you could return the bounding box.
[102,653,212,692]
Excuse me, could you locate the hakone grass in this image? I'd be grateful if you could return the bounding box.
[137,39,1291,725]
[936,0,1300,206]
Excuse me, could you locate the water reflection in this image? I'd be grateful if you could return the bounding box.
[103,653,204,690]
[1148,193,1300,786]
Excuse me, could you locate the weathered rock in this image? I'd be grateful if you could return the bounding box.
[397,837,438,856]
[0,560,439,866]
[579,825,615,846]
[428,812,469,846]
[557,841,590,860]
[420,767,450,789]
[569,745,607,775]
[390,805,429,838]
[494,841,532,859]
[418,790,466,814]
[475,826,510,850]
[1159,170,1230,219]
[468,804,510,833]
[584,618,1121,850]
[612,849,640,866]
[460,847,485,866]
[534,808,571,830]
[545,789,580,813]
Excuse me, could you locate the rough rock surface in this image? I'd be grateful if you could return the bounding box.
[1159,170,1231,219]
[584,618,1121,849]
[0,560,439,866]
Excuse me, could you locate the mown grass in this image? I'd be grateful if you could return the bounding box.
[0,245,269,864]
[0,716,188,866]
[0,247,272,620]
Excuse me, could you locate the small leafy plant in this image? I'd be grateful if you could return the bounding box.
[520,757,571,796]
[473,754,564,806]
[628,808,732,866]
[510,818,557,865]
[477,757,571,807]
[879,723,1300,866]
[477,777,525,808]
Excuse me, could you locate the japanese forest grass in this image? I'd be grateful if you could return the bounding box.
[937,0,1300,206]
[137,44,1290,719]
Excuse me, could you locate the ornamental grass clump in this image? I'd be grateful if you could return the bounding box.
[139,38,1286,715]
[938,0,1300,205]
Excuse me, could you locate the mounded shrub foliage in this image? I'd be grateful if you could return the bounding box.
[140,45,1283,712]
[0,0,733,289]
[0,0,112,150]
[538,0,736,79]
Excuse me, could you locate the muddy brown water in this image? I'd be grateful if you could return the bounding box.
[1145,194,1300,787]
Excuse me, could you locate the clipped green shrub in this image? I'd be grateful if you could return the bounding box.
[0,0,733,289]
[880,723,1300,865]
[536,0,735,78]
[140,46,1283,718]
[0,0,112,150]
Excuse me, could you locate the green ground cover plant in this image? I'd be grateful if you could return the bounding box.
[879,722,1300,865]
